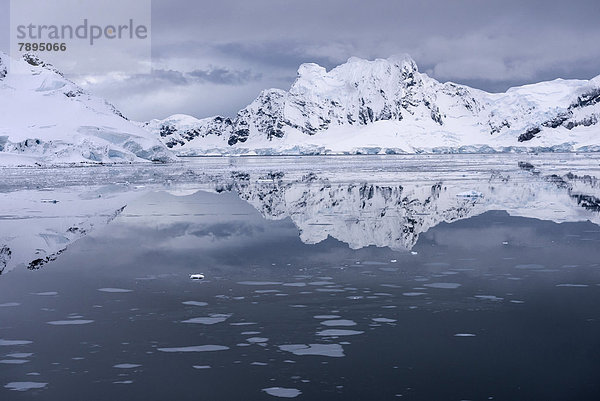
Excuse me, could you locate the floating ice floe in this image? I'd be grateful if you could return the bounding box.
[4,382,47,391]
[279,344,345,357]
[0,302,20,307]
[33,292,58,296]
[0,339,32,346]
[182,314,231,325]
[555,284,589,287]
[113,364,141,369]
[190,274,205,280]
[402,292,426,296]
[514,264,545,270]
[316,329,364,336]
[424,283,461,289]
[0,359,29,364]
[157,345,230,353]
[320,320,356,327]
[262,387,302,398]
[454,333,476,337]
[193,365,211,369]
[474,295,504,301]
[6,353,33,358]
[372,318,397,323]
[246,337,268,343]
[182,301,208,306]
[47,320,94,325]
[97,288,133,293]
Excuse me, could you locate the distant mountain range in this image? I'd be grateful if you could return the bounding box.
[143,55,600,156]
[1,52,599,165]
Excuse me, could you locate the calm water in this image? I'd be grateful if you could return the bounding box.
[1,155,600,400]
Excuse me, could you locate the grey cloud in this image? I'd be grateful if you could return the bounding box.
[188,67,262,85]
[3,0,600,121]
[151,69,189,85]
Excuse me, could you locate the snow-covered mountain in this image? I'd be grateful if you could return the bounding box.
[0,52,173,165]
[143,55,600,155]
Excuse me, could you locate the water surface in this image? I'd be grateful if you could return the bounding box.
[1,155,600,400]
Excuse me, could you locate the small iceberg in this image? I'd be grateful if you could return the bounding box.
[190,274,205,280]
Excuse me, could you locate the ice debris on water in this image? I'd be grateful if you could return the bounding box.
[262,387,302,398]
[190,273,205,280]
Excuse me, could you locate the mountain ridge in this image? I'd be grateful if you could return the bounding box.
[142,55,600,155]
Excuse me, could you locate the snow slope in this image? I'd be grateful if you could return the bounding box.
[143,55,600,155]
[0,52,173,165]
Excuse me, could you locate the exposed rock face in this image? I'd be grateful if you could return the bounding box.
[143,55,600,155]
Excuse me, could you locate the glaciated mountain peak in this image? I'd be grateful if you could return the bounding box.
[145,54,600,155]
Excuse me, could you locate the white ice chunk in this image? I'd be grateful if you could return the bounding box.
[262,387,302,398]
[113,364,141,369]
[279,344,345,357]
[0,339,32,346]
[316,329,364,336]
[157,345,229,352]
[246,337,269,343]
[320,320,356,327]
[4,382,47,391]
[182,301,208,306]
[474,295,504,301]
[556,284,589,287]
[182,314,231,325]
[424,283,461,289]
[47,320,94,325]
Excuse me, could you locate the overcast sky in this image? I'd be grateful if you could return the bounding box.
[1,0,600,121]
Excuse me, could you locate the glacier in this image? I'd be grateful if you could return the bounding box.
[0,52,173,166]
